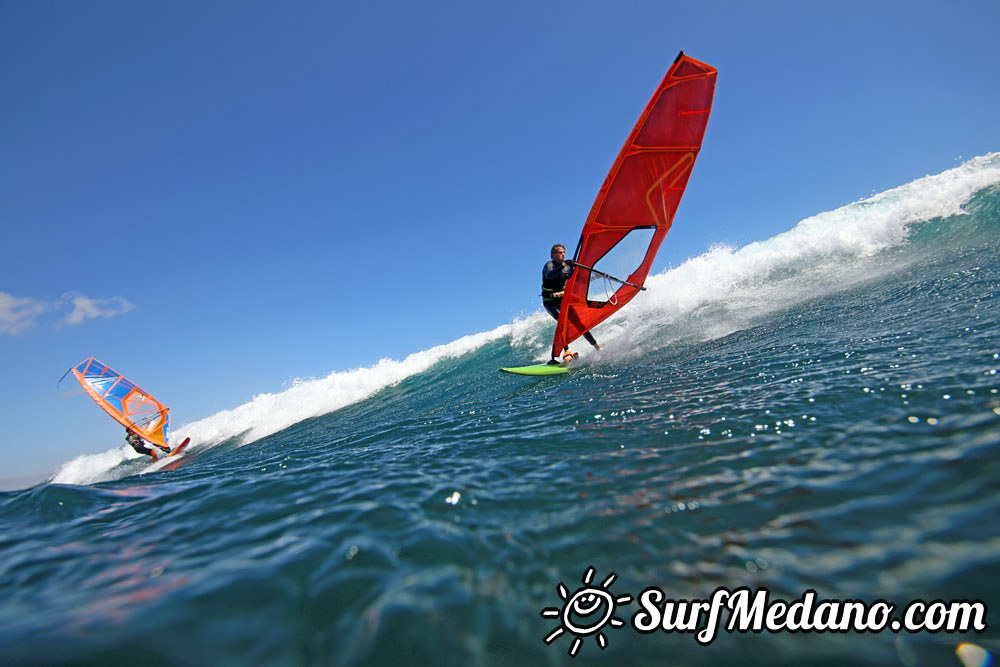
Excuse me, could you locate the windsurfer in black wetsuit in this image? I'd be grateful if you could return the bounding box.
[126,427,170,460]
[542,244,600,361]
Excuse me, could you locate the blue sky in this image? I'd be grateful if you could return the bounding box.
[2,0,998,484]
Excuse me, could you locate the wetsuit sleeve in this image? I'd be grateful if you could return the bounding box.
[542,261,557,282]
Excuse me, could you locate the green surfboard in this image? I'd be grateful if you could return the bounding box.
[499,363,570,376]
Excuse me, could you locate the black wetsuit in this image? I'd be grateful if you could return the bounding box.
[126,430,154,457]
[126,430,169,457]
[542,260,598,347]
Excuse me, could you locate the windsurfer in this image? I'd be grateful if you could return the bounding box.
[542,243,599,361]
[126,428,170,460]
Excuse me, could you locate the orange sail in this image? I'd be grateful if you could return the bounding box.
[69,357,171,448]
[552,52,716,358]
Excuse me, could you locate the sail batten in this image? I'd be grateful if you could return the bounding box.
[552,52,716,358]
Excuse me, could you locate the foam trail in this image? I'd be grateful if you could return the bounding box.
[50,318,547,486]
[590,152,1000,355]
[51,447,154,486]
[50,153,1000,485]
[171,318,544,447]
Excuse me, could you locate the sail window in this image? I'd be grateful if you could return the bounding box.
[585,227,655,303]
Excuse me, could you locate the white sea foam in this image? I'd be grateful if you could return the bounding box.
[51,445,155,486]
[169,319,544,447]
[50,319,542,485]
[50,153,1000,485]
[597,152,1000,354]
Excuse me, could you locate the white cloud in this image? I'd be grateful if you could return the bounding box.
[63,294,135,326]
[0,292,49,334]
[0,291,135,335]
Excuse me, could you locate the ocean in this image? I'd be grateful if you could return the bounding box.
[2,153,999,666]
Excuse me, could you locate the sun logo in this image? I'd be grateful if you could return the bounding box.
[540,566,632,657]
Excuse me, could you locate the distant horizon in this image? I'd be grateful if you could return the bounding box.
[0,470,49,492]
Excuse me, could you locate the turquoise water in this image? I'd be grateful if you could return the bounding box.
[2,155,1000,665]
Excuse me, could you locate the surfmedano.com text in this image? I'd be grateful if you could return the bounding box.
[632,587,988,645]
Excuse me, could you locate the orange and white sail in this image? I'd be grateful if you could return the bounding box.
[69,357,171,448]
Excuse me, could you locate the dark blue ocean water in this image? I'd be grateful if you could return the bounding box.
[2,155,1000,666]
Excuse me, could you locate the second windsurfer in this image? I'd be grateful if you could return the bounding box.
[126,428,170,461]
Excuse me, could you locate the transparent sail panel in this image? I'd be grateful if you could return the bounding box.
[585,228,655,303]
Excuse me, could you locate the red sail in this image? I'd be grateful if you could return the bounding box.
[552,52,716,359]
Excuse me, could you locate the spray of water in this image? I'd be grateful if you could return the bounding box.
[51,153,1000,485]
